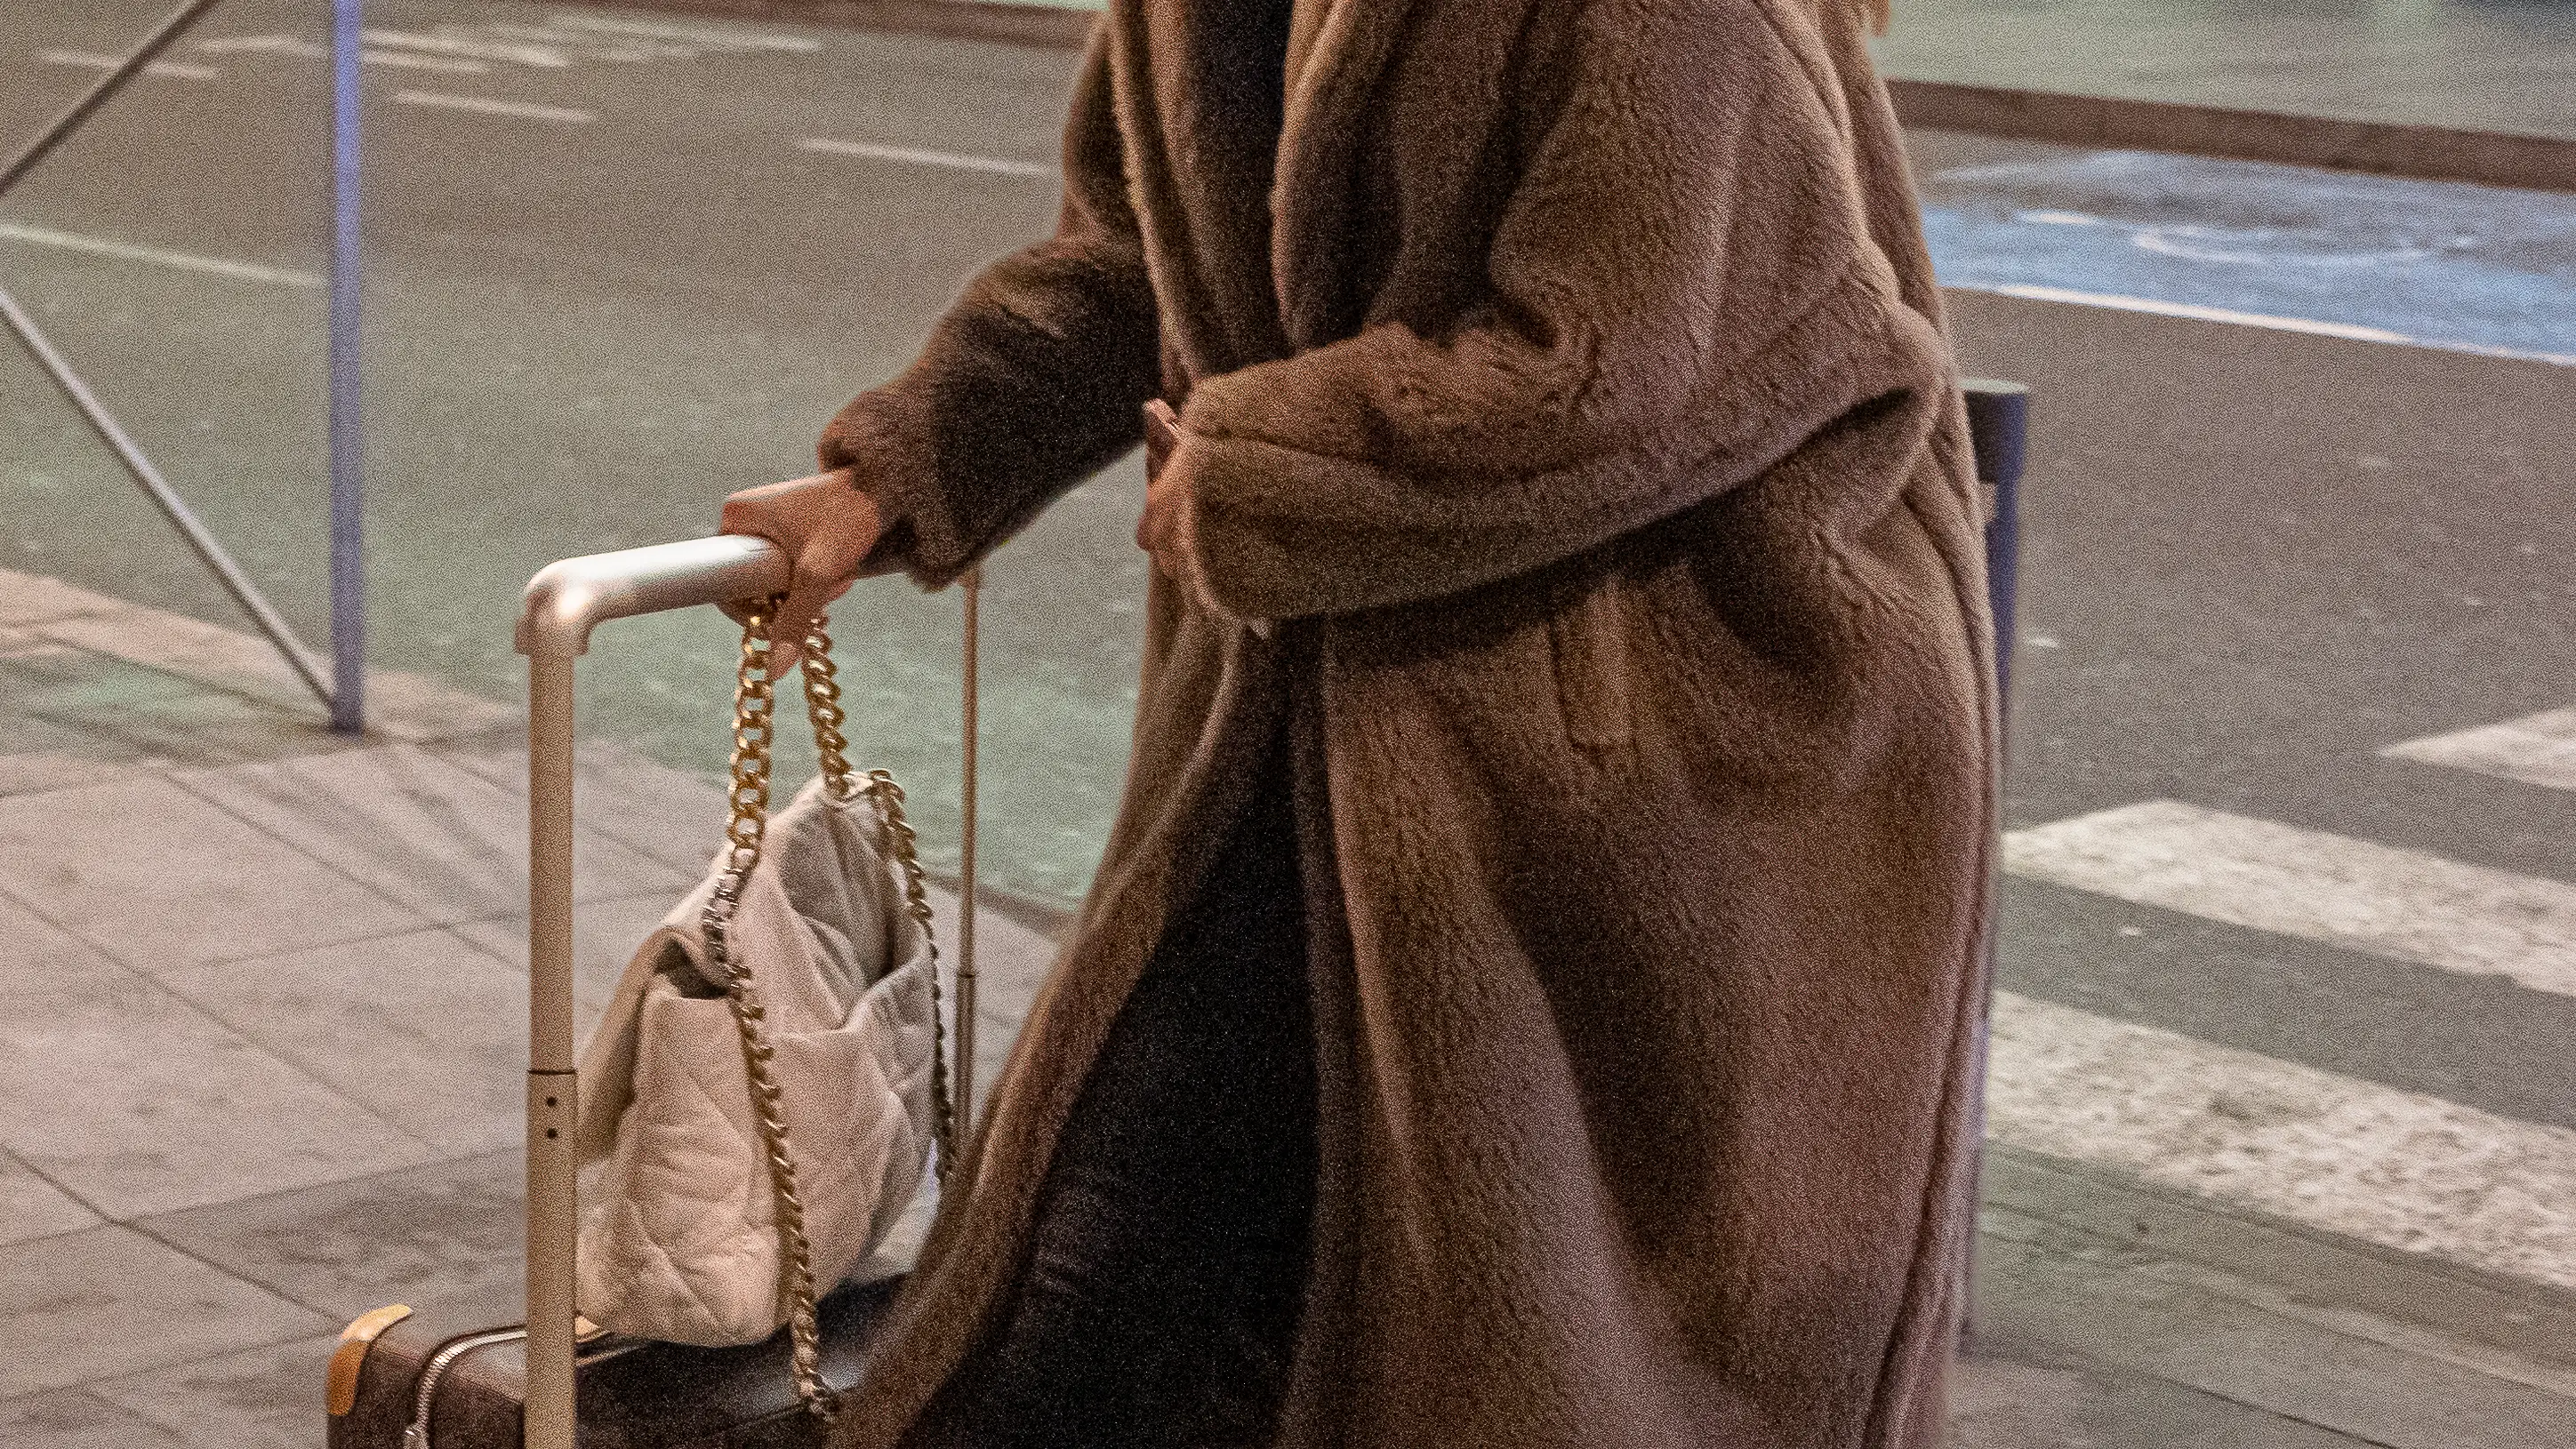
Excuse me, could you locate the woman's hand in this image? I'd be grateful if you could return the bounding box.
[718,468,885,674]
[1135,399,1184,567]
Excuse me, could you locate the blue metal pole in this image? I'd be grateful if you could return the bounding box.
[1959,377,2026,1344]
[1966,381,2028,710]
[328,0,365,733]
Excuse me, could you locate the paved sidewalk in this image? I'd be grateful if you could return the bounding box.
[5,566,2576,1446]
[0,569,1059,1447]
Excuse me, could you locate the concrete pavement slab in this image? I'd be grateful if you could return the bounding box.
[0,774,430,977]
[140,1150,524,1326]
[0,1223,327,1400]
[1976,1148,2576,1449]
[160,927,540,1159]
[446,735,733,878]
[0,1149,100,1245]
[1973,1223,2576,1449]
[0,568,129,628]
[88,1330,341,1449]
[1,643,355,785]
[173,743,693,925]
[449,888,701,1028]
[0,567,518,748]
[0,892,436,1220]
[0,1389,191,1449]
[1952,1345,2372,1448]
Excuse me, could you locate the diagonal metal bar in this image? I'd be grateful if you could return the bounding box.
[0,284,336,706]
[0,0,229,203]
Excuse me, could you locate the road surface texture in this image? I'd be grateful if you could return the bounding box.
[961,0,2576,144]
[4,4,2573,1445]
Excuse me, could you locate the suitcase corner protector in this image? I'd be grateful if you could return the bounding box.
[328,1304,414,1416]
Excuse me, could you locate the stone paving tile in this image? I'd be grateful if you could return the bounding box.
[0,1388,191,1449]
[34,606,515,748]
[174,744,692,927]
[140,1150,523,1326]
[0,774,429,977]
[0,1223,328,1399]
[450,890,694,1029]
[161,928,535,1159]
[2,641,357,775]
[0,893,435,1220]
[445,735,730,877]
[0,568,120,628]
[90,1330,342,1449]
[0,1149,100,1245]
[1953,1343,2371,1448]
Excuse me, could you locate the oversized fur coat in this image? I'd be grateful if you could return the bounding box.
[817,1,1997,1445]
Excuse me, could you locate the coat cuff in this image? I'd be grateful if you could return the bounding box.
[1160,432,1273,635]
[818,389,976,592]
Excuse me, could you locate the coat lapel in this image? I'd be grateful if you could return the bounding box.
[1271,0,1424,348]
[1107,0,1303,379]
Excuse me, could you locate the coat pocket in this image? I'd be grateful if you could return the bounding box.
[1549,572,1634,754]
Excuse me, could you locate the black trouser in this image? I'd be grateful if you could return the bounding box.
[925,741,1319,1448]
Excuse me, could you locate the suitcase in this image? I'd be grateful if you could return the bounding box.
[325,536,984,1449]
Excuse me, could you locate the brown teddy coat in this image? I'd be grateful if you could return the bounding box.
[818,1,1997,1445]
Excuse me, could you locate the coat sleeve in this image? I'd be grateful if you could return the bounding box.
[818,26,1162,591]
[1163,0,1922,621]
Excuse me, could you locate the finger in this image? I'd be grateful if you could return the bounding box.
[767,586,823,676]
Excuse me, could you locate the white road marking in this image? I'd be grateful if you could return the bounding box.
[0,221,321,288]
[549,12,823,53]
[2385,709,2576,794]
[365,27,570,68]
[482,21,690,60]
[799,137,1054,179]
[1962,282,2576,368]
[37,49,220,81]
[198,35,326,58]
[391,91,596,125]
[1988,990,2576,1293]
[2004,800,2576,997]
[198,33,491,73]
[359,49,490,76]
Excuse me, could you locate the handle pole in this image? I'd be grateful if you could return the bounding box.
[956,565,983,1149]
[525,652,581,1449]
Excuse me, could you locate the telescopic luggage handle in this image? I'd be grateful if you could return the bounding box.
[515,536,982,1449]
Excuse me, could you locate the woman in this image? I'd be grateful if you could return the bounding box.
[722,1,1997,1445]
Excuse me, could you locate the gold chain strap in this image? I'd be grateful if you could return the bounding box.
[797,620,958,1180]
[701,604,957,1422]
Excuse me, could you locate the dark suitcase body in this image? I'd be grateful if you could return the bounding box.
[329,1274,903,1449]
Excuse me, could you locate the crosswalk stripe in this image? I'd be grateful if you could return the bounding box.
[546,12,823,54]
[365,27,570,68]
[798,137,1054,179]
[1987,990,2576,1293]
[2384,708,2576,794]
[2003,800,2576,997]
[391,91,596,125]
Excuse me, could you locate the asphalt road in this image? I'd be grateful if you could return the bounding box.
[7,0,2576,1348]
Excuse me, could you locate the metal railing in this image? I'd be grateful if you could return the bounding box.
[2,0,369,730]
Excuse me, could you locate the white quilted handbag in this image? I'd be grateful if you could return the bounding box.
[571,607,958,1401]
